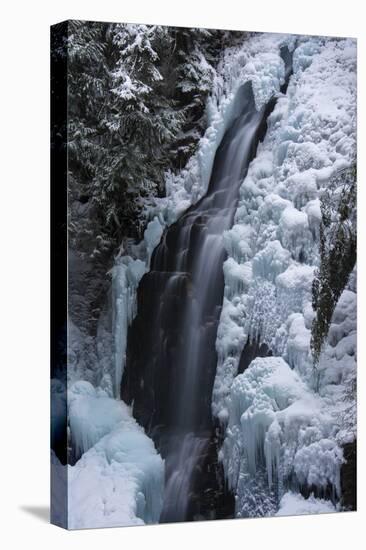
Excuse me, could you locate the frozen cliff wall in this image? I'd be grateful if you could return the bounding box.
[213,35,356,517]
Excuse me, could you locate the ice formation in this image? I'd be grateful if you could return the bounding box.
[111,256,146,397]
[212,35,356,516]
[68,381,128,457]
[65,216,167,528]
[68,390,164,529]
[111,215,165,398]
[221,357,344,516]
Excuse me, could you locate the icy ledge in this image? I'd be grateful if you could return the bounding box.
[68,381,164,529]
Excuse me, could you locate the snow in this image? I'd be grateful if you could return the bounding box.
[286,313,311,373]
[68,393,164,529]
[66,220,166,528]
[317,286,357,445]
[276,492,336,516]
[278,206,311,261]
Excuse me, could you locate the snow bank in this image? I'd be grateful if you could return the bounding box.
[214,35,356,517]
[68,388,164,529]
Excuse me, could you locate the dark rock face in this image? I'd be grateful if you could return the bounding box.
[238,338,272,375]
[68,247,111,337]
[341,440,357,510]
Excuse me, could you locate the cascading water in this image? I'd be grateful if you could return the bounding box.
[122,50,293,523]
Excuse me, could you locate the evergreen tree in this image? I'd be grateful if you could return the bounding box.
[64,21,243,259]
[311,164,357,364]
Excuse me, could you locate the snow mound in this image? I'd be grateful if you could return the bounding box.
[68,392,164,529]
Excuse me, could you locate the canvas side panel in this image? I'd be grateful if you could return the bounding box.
[50,20,68,529]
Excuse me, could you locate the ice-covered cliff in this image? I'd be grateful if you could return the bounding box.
[211,35,356,517]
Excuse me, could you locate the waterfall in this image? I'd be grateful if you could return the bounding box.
[123,88,266,521]
[122,49,293,523]
[159,87,270,522]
